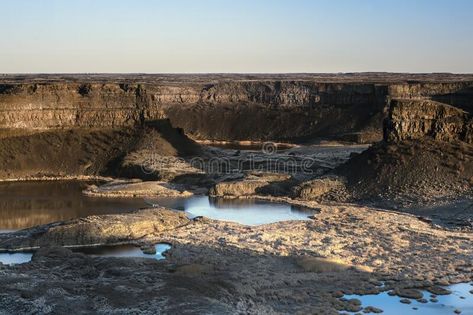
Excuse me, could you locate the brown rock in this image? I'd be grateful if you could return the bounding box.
[385,99,473,144]
[141,245,157,255]
[363,306,383,313]
[292,176,346,201]
[396,288,423,300]
[426,286,452,296]
[0,208,189,250]
[210,180,268,197]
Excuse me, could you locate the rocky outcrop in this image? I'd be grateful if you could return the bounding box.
[384,99,473,144]
[0,208,189,250]
[209,173,292,197]
[0,83,142,128]
[292,176,348,201]
[335,97,473,210]
[388,82,473,111]
[210,180,269,198]
[83,180,193,198]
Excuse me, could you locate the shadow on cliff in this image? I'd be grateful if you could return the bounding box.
[0,118,203,181]
[431,86,473,113]
[102,119,204,180]
[141,119,202,157]
[0,128,141,179]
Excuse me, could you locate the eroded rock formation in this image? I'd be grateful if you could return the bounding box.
[2,73,472,142]
[335,92,473,210]
[384,99,473,144]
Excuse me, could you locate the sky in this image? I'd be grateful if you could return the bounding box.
[1,0,472,73]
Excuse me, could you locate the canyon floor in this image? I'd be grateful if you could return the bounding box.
[0,141,472,314]
[0,193,472,314]
[0,74,473,314]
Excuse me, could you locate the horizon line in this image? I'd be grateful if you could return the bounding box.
[2,72,473,75]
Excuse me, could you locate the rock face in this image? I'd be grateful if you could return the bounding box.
[384,99,473,144]
[2,73,472,142]
[0,83,141,128]
[210,180,269,197]
[0,80,385,142]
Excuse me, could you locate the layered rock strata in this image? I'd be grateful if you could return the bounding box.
[2,74,472,142]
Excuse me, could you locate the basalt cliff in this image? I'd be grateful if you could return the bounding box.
[336,84,473,211]
[1,73,473,186]
[1,73,473,143]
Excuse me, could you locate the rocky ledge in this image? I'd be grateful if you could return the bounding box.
[384,99,473,144]
[0,208,189,250]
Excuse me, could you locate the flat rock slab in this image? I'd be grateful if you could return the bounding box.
[83,180,193,197]
[0,208,190,250]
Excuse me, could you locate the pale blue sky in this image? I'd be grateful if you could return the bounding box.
[1,0,472,73]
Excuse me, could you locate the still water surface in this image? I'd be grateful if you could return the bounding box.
[73,243,172,260]
[0,244,171,265]
[0,181,313,231]
[0,180,147,231]
[148,196,314,225]
[343,283,473,315]
[0,252,33,265]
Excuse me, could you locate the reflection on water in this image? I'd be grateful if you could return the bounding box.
[74,243,171,260]
[343,283,473,315]
[208,142,294,151]
[148,196,314,225]
[0,252,33,265]
[0,181,147,231]
[0,244,171,265]
[0,180,313,230]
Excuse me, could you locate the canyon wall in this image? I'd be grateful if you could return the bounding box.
[1,74,473,142]
[384,99,473,144]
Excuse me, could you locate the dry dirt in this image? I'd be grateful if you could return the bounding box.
[0,119,203,181]
[0,128,139,179]
[335,140,473,214]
